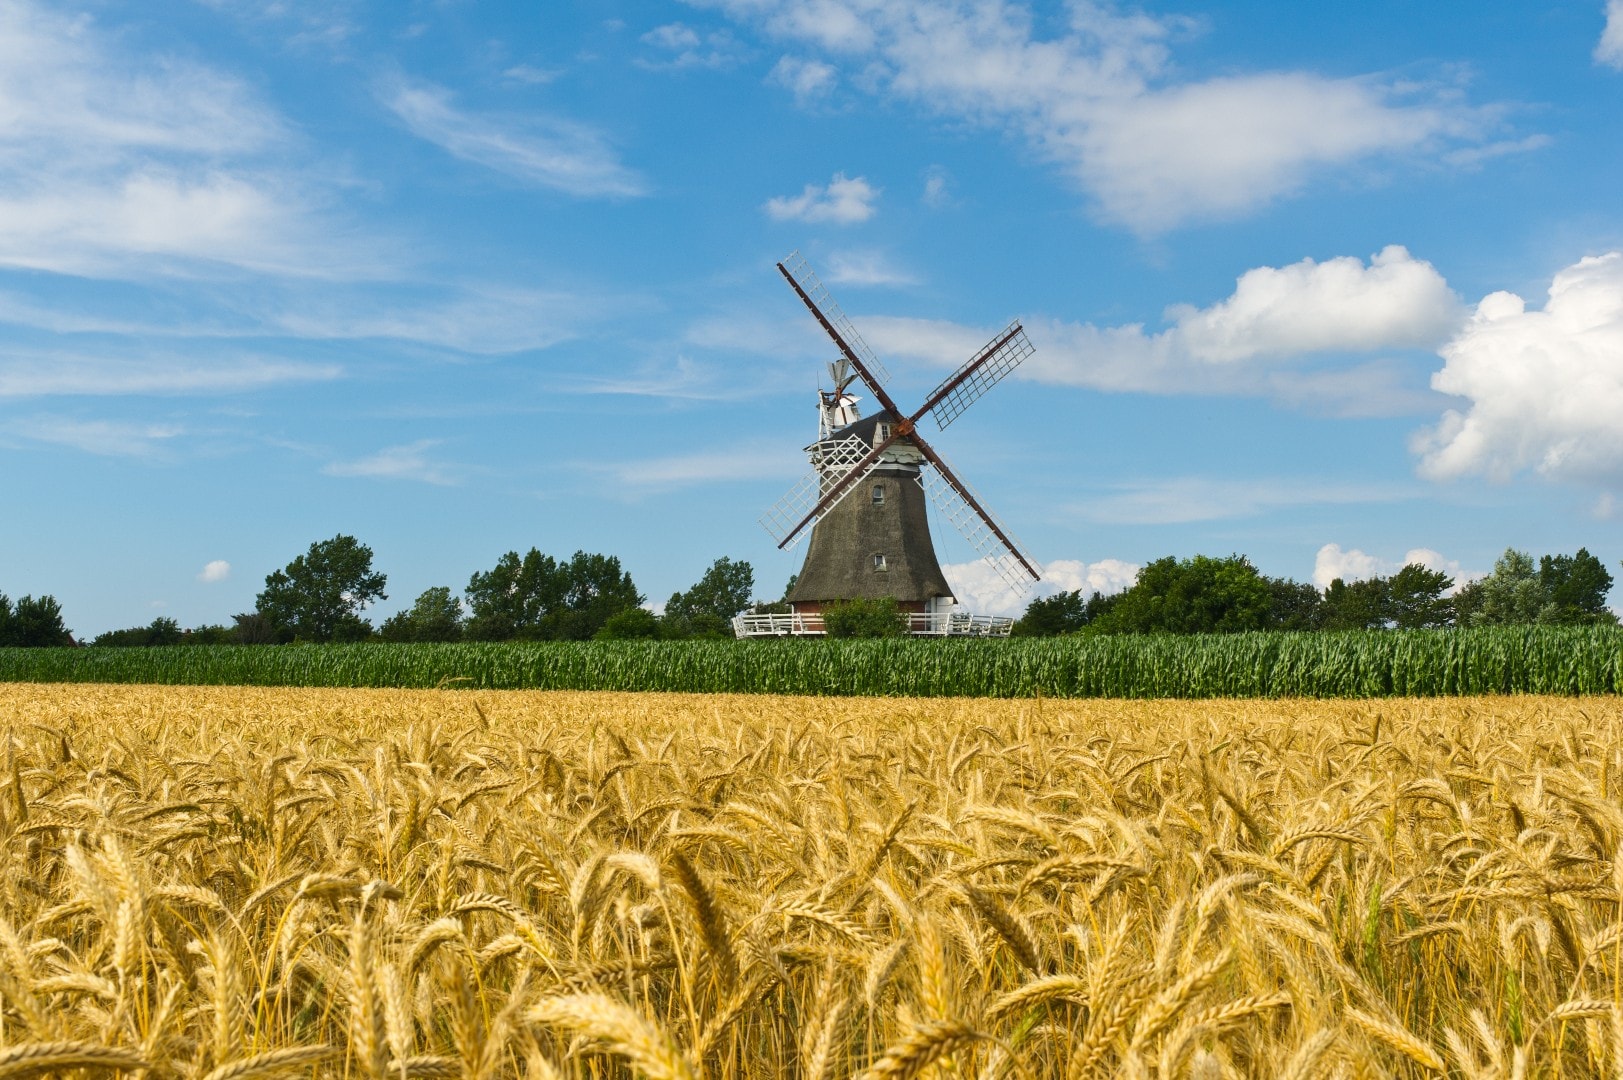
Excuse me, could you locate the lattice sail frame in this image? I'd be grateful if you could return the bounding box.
[758,435,876,548]
[920,459,1040,596]
[928,321,1034,431]
[780,251,892,387]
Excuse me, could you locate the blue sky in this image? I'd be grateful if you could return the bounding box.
[3,0,1623,635]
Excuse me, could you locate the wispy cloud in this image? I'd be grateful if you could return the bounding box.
[1070,477,1413,526]
[379,76,647,198]
[824,249,917,287]
[639,22,749,70]
[712,0,1515,231]
[764,173,879,224]
[0,0,372,278]
[0,351,340,398]
[5,415,184,457]
[323,440,460,485]
[593,441,802,490]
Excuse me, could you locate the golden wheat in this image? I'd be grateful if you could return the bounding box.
[0,683,1619,1077]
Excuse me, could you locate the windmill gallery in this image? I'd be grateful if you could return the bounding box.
[734,253,1041,638]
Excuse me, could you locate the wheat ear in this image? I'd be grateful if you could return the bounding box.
[199,1045,337,1080]
[530,991,698,1080]
[857,1018,981,1080]
[0,1040,149,1078]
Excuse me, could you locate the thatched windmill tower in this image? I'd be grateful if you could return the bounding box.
[735,253,1040,636]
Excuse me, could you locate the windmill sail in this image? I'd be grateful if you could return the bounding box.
[926,321,1034,431]
[758,434,876,547]
[918,446,1040,594]
[779,251,892,389]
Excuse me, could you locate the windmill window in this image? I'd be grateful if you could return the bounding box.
[875,423,891,444]
[871,484,885,505]
[873,553,888,572]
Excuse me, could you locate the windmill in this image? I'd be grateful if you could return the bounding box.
[735,252,1040,637]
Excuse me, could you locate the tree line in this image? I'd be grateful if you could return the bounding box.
[81,535,761,647]
[1013,547,1618,636]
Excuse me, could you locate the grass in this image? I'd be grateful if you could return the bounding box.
[1,683,1622,1076]
[2,624,1622,697]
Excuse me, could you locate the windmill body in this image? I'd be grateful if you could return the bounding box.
[786,408,955,619]
[734,252,1042,638]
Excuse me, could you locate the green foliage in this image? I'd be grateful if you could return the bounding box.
[4,626,1623,696]
[1013,589,1124,636]
[1266,578,1324,631]
[664,556,754,638]
[1387,564,1454,629]
[823,596,908,638]
[596,607,660,640]
[0,592,74,647]
[1092,555,1273,634]
[255,534,387,643]
[464,548,643,641]
[379,586,464,643]
[1320,578,1390,630]
[1540,548,1617,625]
[93,616,184,647]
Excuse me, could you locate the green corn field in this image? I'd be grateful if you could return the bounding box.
[2,626,1620,696]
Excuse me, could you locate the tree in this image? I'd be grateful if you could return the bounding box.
[379,587,464,643]
[1266,578,1324,631]
[464,549,565,641]
[464,549,643,641]
[1092,555,1273,635]
[255,534,387,642]
[0,593,73,647]
[1319,577,1390,630]
[823,596,908,637]
[92,616,183,647]
[1013,590,1088,636]
[665,557,754,638]
[1387,564,1453,629]
[597,607,660,639]
[232,611,280,645]
[1459,549,1547,626]
[1539,548,1616,624]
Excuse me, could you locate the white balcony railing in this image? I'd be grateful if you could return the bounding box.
[732,611,1014,638]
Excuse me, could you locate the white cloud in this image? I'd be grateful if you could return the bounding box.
[866,246,1460,413]
[379,77,647,198]
[598,441,802,489]
[197,560,231,584]
[1312,543,1469,589]
[764,172,879,224]
[921,165,951,208]
[0,352,339,397]
[824,249,916,287]
[703,0,1508,231]
[323,440,459,485]
[0,0,356,278]
[942,557,1138,618]
[6,416,183,457]
[1415,252,1623,485]
[769,55,838,104]
[1598,0,1623,69]
[640,22,747,69]
[1073,477,1409,526]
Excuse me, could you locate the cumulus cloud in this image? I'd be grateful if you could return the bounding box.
[197,560,231,584]
[769,55,838,104]
[942,557,1139,618]
[323,440,459,485]
[639,22,748,69]
[1312,543,1468,589]
[764,173,879,224]
[379,77,647,198]
[1414,252,1623,485]
[1599,0,1623,69]
[864,247,1461,413]
[702,0,1509,231]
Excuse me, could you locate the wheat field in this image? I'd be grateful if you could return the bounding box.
[0,684,1621,1078]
